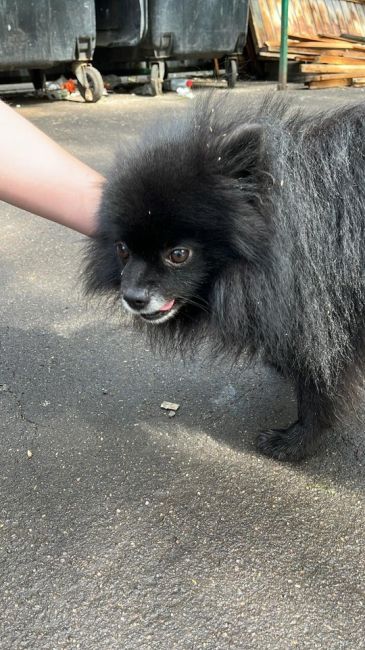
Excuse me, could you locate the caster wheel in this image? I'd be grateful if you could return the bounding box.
[150,62,163,96]
[77,65,104,103]
[225,58,238,89]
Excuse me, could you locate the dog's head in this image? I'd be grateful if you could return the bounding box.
[85,97,273,328]
[108,170,238,324]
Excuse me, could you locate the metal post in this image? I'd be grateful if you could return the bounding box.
[278,0,289,90]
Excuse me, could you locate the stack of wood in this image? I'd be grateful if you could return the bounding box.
[249,0,365,89]
[260,33,365,89]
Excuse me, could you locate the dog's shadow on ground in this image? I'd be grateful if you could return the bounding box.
[154,351,365,491]
[0,323,364,494]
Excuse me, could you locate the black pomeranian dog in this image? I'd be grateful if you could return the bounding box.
[84,93,365,462]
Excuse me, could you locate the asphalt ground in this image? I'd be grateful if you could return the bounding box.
[0,83,364,649]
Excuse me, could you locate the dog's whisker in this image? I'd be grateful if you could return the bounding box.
[175,295,210,313]
[174,289,210,307]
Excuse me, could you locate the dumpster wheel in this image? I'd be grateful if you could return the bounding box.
[225,58,238,89]
[77,65,104,103]
[150,62,164,96]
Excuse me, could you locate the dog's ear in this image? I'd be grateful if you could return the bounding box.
[218,124,271,266]
[231,205,272,267]
[219,123,262,178]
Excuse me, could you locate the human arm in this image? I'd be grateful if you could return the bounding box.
[0,99,105,237]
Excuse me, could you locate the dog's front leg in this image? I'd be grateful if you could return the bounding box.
[256,377,332,461]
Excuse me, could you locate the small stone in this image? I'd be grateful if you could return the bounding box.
[27,449,33,459]
[160,401,180,412]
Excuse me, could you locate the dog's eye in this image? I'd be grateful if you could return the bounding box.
[116,241,130,262]
[167,248,191,265]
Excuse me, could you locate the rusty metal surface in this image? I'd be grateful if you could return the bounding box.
[250,0,365,49]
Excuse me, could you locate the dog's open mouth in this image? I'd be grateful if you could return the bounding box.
[140,299,176,322]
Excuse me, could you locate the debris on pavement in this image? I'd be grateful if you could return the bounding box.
[160,401,180,412]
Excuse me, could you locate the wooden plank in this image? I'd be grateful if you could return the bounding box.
[288,33,330,42]
[294,55,319,61]
[258,0,277,42]
[266,45,365,59]
[306,78,352,88]
[315,0,332,35]
[306,0,323,35]
[288,49,319,57]
[315,54,365,64]
[290,49,365,60]
[336,1,353,36]
[248,2,268,50]
[325,0,343,36]
[265,39,365,51]
[318,32,365,42]
[287,47,321,55]
[341,33,365,43]
[265,0,282,34]
[257,51,280,59]
[266,45,324,55]
[305,72,365,80]
[291,40,365,49]
[260,50,314,62]
[248,12,261,53]
[319,48,365,57]
[335,2,351,35]
[301,63,365,73]
[263,40,316,49]
[289,2,313,38]
[258,51,296,60]
[253,2,278,48]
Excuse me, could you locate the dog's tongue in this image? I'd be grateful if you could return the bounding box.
[159,299,175,312]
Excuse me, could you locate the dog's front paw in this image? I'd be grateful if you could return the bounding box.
[256,423,310,462]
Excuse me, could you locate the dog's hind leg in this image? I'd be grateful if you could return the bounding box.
[256,377,333,462]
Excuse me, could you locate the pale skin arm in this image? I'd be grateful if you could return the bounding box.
[0,99,105,237]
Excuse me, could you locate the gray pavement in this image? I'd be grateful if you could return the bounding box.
[0,84,364,649]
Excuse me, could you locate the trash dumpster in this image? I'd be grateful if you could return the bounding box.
[95,0,249,94]
[0,0,104,102]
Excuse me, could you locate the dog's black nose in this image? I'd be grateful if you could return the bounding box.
[123,288,150,311]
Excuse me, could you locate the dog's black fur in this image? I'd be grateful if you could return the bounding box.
[84,93,365,461]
